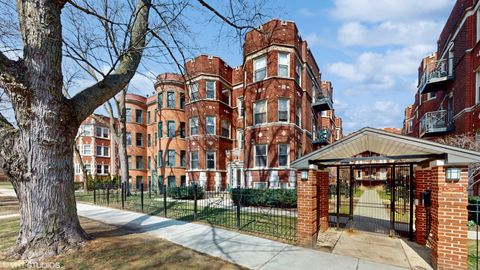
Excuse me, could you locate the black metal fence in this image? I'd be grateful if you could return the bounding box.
[468,196,479,270]
[75,183,297,242]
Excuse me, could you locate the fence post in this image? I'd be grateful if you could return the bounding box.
[93,185,96,204]
[163,185,167,217]
[121,182,125,209]
[193,183,197,220]
[236,186,241,229]
[107,185,110,206]
[141,183,144,213]
[149,180,152,199]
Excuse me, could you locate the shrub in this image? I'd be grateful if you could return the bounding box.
[88,175,118,190]
[230,188,297,208]
[166,185,205,200]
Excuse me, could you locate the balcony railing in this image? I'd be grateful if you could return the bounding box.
[419,58,454,93]
[313,128,331,145]
[419,110,454,137]
[312,92,333,111]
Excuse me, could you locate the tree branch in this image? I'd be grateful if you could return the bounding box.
[70,0,151,123]
[196,0,256,31]
[0,51,27,94]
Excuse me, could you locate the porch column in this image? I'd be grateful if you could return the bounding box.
[414,167,431,245]
[317,169,330,232]
[430,165,469,270]
[297,164,319,247]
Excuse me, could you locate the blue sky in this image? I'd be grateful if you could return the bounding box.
[81,0,456,134]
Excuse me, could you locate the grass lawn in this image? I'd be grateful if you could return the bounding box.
[0,216,246,270]
[0,196,19,216]
[468,240,479,270]
[0,181,13,189]
[75,191,297,242]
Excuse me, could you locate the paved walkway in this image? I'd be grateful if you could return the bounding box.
[352,188,390,234]
[76,203,408,270]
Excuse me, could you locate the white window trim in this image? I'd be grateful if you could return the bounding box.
[221,120,231,138]
[253,55,267,82]
[237,96,244,118]
[278,52,290,78]
[237,130,244,149]
[206,116,216,135]
[189,82,199,101]
[190,117,199,136]
[94,126,109,139]
[253,100,268,126]
[477,10,480,43]
[254,182,267,189]
[476,71,480,104]
[254,144,268,168]
[81,124,93,136]
[278,144,290,168]
[190,151,199,169]
[95,145,110,157]
[278,98,290,123]
[206,80,216,100]
[205,151,216,170]
[427,92,437,101]
[82,144,93,156]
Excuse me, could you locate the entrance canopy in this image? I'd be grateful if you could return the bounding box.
[292,127,480,169]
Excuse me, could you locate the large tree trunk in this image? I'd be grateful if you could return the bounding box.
[10,105,88,260]
[0,0,149,261]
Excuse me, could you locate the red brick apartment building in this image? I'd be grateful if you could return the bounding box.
[402,0,480,194]
[74,19,343,191]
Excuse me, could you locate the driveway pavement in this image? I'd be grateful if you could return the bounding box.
[76,203,409,270]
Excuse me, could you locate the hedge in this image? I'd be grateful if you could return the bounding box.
[166,186,205,200]
[230,188,297,208]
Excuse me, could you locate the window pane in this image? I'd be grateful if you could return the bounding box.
[167,121,175,137]
[206,116,215,135]
[191,152,199,169]
[135,110,142,123]
[254,100,267,125]
[167,91,175,108]
[278,99,289,122]
[206,152,215,169]
[221,120,230,137]
[167,150,175,167]
[190,83,199,101]
[206,80,215,99]
[190,117,198,135]
[158,93,163,108]
[126,133,132,146]
[126,108,132,122]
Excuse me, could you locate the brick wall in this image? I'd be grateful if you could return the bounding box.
[430,166,469,270]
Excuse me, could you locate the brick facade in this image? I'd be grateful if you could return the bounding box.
[74,19,344,192]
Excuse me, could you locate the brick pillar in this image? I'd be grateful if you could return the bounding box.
[317,170,329,232]
[415,168,431,245]
[297,165,319,247]
[430,166,469,270]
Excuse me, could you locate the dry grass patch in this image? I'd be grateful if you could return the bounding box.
[0,217,246,270]
[0,196,19,216]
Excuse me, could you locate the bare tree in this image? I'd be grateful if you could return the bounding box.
[436,134,480,191]
[0,0,272,261]
[0,0,150,260]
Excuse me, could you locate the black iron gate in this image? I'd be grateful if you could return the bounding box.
[329,164,415,238]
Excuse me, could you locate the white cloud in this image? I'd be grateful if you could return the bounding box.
[298,8,315,17]
[330,0,454,23]
[327,44,434,89]
[338,21,443,47]
[341,100,403,131]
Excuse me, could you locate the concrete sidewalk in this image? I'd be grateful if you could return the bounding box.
[77,203,408,270]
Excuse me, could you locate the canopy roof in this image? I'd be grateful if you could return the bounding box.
[291,127,480,169]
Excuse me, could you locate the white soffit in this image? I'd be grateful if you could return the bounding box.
[291,127,480,169]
